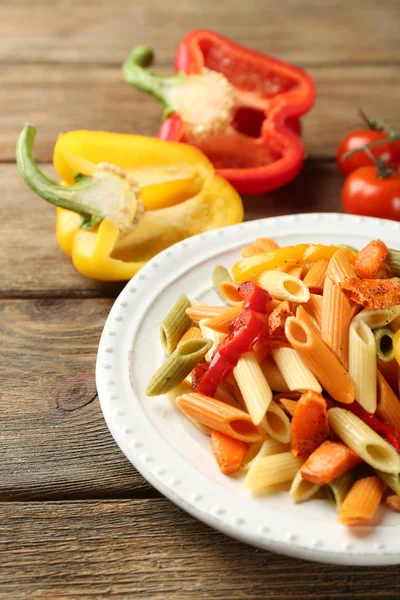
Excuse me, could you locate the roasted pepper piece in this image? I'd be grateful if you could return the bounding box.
[122,31,316,194]
[17,125,243,281]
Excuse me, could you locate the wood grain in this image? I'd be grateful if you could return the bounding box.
[2,63,400,161]
[1,499,400,600]
[1,161,342,297]
[1,0,399,66]
[0,298,156,500]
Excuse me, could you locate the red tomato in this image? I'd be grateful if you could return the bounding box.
[342,166,400,221]
[337,130,400,177]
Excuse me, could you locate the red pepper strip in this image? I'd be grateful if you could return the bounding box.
[347,402,400,453]
[194,283,271,397]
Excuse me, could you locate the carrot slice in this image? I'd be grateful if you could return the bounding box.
[354,240,389,279]
[340,278,400,309]
[268,300,294,341]
[290,391,329,458]
[210,430,248,475]
[300,440,361,485]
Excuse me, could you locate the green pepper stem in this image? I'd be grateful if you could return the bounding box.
[16,124,104,230]
[122,46,183,119]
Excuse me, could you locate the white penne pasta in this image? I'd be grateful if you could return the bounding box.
[199,319,226,363]
[390,314,400,332]
[260,360,290,393]
[167,383,212,436]
[242,438,290,472]
[261,400,291,443]
[348,320,377,413]
[257,270,310,303]
[245,452,303,490]
[233,352,272,425]
[328,407,400,474]
[271,347,322,393]
[289,469,321,503]
[354,305,400,330]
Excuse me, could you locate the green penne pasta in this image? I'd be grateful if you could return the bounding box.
[146,338,212,396]
[376,470,400,495]
[388,249,400,276]
[160,293,193,356]
[325,470,356,511]
[374,327,395,362]
[211,265,232,298]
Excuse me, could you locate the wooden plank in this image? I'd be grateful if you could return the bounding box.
[1,499,400,599]
[1,0,399,66]
[0,298,156,499]
[0,161,342,297]
[2,63,400,162]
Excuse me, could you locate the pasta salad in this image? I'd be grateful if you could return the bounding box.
[147,238,400,525]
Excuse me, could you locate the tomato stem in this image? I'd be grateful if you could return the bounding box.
[358,108,397,134]
[341,133,400,163]
[361,145,398,180]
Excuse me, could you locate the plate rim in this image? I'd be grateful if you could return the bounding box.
[96,212,400,566]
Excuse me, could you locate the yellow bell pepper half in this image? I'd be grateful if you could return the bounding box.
[17,126,243,281]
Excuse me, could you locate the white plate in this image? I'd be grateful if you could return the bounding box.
[96,213,400,566]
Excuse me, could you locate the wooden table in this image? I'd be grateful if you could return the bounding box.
[2,1,400,597]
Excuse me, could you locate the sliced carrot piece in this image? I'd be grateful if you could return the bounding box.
[290,391,329,458]
[210,430,248,475]
[354,240,389,279]
[300,440,361,485]
[340,278,400,309]
[268,300,294,341]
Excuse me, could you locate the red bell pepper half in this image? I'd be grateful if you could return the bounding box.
[193,283,271,397]
[122,30,316,194]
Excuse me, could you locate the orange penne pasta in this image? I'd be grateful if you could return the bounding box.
[241,244,264,258]
[186,304,227,323]
[219,281,243,306]
[338,476,387,525]
[321,275,352,369]
[376,370,400,432]
[377,358,399,392]
[327,248,356,285]
[304,293,323,328]
[285,317,355,404]
[215,385,243,410]
[260,360,290,392]
[254,238,279,252]
[279,398,298,417]
[177,327,202,346]
[296,305,320,337]
[285,265,304,279]
[303,259,328,293]
[176,393,263,443]
[204,305,242,333]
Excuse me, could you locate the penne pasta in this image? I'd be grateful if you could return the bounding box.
[377,357,399,392]
[321,275,352,368]
[328,407,400,474]
[199,319,226,362]
[289,469,321,503]
[338,476,387,525]
[242,438,290,472]
[326,248,356,286]
[245,452,303,490]
[177,326,202,346]
[211,265,232,298]
[304,293,323,328]
[278,398,298,417]
[390,314,400,332]
[272,346,322,393]
[146,338,213,396]
[176,393,264,443]
[303,259,328,293]
[348,319,377,413]
[219,281,243,306]
[204,304,241,334]
[260,361,290,392]
[233,352,272,424]
[375,470,400,495]
[354,305,400,329]
[254,238,279,252]
[215,385,243,410]
[261,400,291,443]
[387,248,400,276]
[186,304,227,324]
[160,293,193,355]
[376,370,400,432]
[284,265,304,279]
[296,304,320,336]
[258,270,310,303]
[374,327,395,362]
[168,382,212,435]
[285,317,355,404]
[325,471,356,511]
